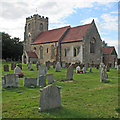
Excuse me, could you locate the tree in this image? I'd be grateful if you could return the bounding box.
[2,32,23,61]
[102,41,108,47]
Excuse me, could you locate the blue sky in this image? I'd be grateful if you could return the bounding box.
[0,0,119,56]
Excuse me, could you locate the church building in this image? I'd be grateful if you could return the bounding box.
[22,14,102,65]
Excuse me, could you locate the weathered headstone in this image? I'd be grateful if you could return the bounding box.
[24,78,37,87]
[82,67,86,74]
[18,64,22,70]
[2,74,19,88]
[38,66,47,76]
[14,66,21,74]
[4,65,9,72]
[47,74,55,84]
[46,61,51,70]
[27,62,32,69]
[66,64,73,80]
[76,66,80,73]
[11,63,16,70]
[106,65,110,72]
[53,61,56,69]
[38,75,46,87]
[55,62,61,72]
[39,85,61,112]
[36,61,40,70]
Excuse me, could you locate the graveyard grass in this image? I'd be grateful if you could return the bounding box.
[1,61,119,118]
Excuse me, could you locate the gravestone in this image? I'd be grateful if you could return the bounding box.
[27,62,32,69]
[2,74,19,88]
[53,61,56,68]
[38,75,46,87]
[14,66,21,74]
[47,74,55,84]
[115,62,117,69]
[82,67,86,74]
[39,85,61,112]
[66,65,73,80]
[38,66,47,76]
[46,61,51,70]
[24,78,37,87]
[11,63,16,70]
[76,66,80,73]
[18,64,22,70]
[36,61,40,70]
[100,63,108,82]
[89,67,92,72]
[4,65,9,72]
[55,62,61,72]
[61,62,66,68]
[106,65,110,72]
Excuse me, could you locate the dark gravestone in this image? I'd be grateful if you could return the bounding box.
[39,85,61,112]
[53,61,56,69]
[24,78,37,87]
[66,65,73,80]
[106,65,110,72]
[4,65,9,72]
[38,75,46,87]
[11,63,16,70]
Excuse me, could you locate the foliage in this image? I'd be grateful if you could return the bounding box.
[1,32,23,61]
[102,40,108,47]
[16,72,24,78]
[1,62,119,118]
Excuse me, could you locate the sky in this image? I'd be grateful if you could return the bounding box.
[0,0,119,56]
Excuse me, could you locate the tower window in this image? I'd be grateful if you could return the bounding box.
[40,23,43,31]
[28,23,30,30]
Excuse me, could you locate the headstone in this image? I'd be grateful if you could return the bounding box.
[61,62,66,68]
[38,75,46,87]
[18,64,22,70]
[47,74,55,84]
[39,85,61,112]
[89,67,92,72]
[2,74,19,88]
[27,62,32,69]
[46,61,51,70]
[14,66,21,74]
[24,78,37,87]
[53,61,56,69]
[106,65,110,72]
[76,66,80,73]
[66,65,73,80]
[82,67,86,74]
[36,61,40,70]
[55,62,61,72]
[115,62,117,69]
[100,63,108,82]
[11,63,16,70]
[38,66,47,76]
[4,65,9,72]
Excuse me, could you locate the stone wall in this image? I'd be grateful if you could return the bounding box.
[83,20,102,65]
[32,42,59,64]
[61,42,83,63]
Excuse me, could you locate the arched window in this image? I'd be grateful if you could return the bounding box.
[40,23,43,31]
[28,23,30,30]
[90,38,96,53]
[74,48,77,57]
[65,48,67,57]
[51,45,55,59]
[40,46,43,59]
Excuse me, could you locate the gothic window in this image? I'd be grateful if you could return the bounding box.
[28,23,30,30]
[90,38,96,53]
[51,45,55,59]
[40,46,43,59]
[47,48,48,53]
[74,48,77,57]
[40,23,43,31]
[65,48,67,57]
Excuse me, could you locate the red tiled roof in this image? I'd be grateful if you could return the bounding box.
[26,51,38,58]
[61,24,91,43]
[32,26,70,45]
[102,46,115,55]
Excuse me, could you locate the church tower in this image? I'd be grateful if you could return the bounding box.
[24,14,48,51]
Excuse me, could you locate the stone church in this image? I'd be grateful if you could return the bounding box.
[22,14,102,65]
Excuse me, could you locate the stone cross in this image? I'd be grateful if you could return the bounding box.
[39,85,61,112]
[66,64,73,80]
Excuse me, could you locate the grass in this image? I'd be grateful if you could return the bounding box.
[1,61,119,118]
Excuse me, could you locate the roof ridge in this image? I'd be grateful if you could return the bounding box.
[71,23,91,29]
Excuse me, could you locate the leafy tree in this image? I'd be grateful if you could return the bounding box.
[102,41,108,47]
[2,32,23,61]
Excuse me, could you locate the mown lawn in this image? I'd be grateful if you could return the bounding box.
[1,62,119,118]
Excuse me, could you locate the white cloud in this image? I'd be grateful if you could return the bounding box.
[101,13,118,31]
